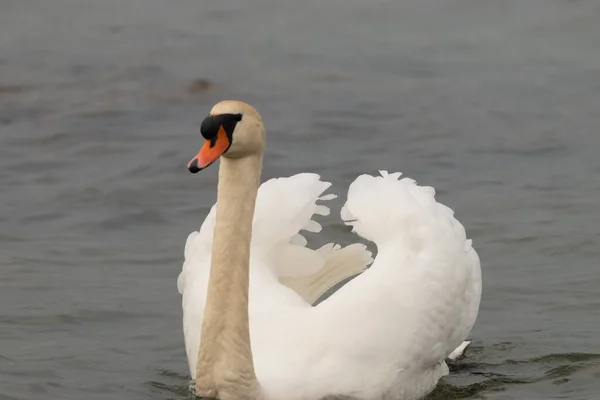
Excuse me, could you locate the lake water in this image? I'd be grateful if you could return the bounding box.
[1,0,599,399]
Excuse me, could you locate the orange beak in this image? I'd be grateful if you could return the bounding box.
[187,125,231,173]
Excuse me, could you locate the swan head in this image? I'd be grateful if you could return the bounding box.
[187,100,266,173]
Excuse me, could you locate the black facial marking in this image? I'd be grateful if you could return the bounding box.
[200,113,243,148]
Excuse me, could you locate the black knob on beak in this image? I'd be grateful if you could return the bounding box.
[200,115,219,140]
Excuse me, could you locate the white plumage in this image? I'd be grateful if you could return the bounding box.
[178,170,481,400]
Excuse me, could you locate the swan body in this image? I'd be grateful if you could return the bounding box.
[177,101,482,400]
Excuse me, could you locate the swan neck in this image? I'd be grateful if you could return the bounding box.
[196,154,263,399]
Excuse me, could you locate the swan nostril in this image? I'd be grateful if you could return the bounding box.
[188,158,201,173]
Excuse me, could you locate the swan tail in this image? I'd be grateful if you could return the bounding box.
[447,340,471,361]
[280,243,373,304]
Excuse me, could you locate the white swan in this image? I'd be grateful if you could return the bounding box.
[177,100,482,400]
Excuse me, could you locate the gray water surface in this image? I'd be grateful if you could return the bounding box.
[1,1,600,399]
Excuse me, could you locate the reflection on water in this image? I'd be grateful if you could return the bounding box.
[1,0,600,399]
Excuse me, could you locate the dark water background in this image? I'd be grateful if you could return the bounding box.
[1,1,599,399]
